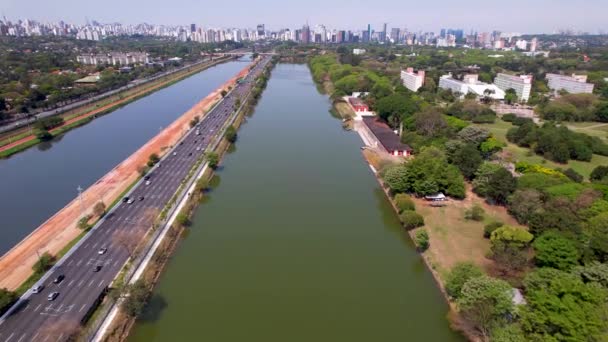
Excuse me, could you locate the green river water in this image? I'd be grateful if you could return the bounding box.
[129,63,463,341]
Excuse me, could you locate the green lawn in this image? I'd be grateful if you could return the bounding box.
[475,120,608,180]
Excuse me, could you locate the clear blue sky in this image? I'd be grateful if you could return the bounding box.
[3,0,607,33]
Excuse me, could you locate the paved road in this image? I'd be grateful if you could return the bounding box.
[0,55,271,342]
[0,56,224,134]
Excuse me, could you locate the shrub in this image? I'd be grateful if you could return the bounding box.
[501,113,517,122]
[445,262,484,298]
[590,165,608,182]
[400,210,425,229]
[394,193,415,212]
[414,229,430,251]
[563,168,584,183]
[484,221,504,238]
[465,204,485,221]
[533,231,580,271]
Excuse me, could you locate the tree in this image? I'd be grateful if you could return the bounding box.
[590,165,608,183]
[457,126,491,145]
[93,201,106,217]
[35,129,52,141]
[382,165,409,193]
[504,88,518,105]
[588,212,608,261]
[77,215,92,230]
[507,189,543,224]
[147,153,160,167]
[0,288,17,312]
[374,93,418,124]
[490,226,534,273]
[176,212,191,227]
[465,204,485,221]
[520,268,608,341]
[220,89,227,97]
[596,101,608,122]
[491,324,526,342]
[450,143,483,179]
[484,221,504,238]
[224,125,237,143]
[413,107,447,137]
[563,168,583,183]
[399,210,425,229]
[485,167,516,205]
[457,275,514,339]
[121,280,150,317]
[533,231,580,270]
[33,252,54,274]
[445,262,483,299]
[414,229,430,251]
[189,116,200,128]
[206,151,219,169]
[573,262,608,287]
[472,162,502,197]
[393,193,415,212]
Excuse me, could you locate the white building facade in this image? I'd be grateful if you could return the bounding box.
[494,73,533,102]
[546,73,595,94]
[400,67,425,92]
[439,74,505,100]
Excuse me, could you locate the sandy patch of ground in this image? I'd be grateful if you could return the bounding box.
[0,62,252,290]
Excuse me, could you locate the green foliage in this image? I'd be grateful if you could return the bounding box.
[545,183,587,199]
[457,275,514,338]
[383,147,466,198]
[399,210,425,229]
[538,93,600,122]
[447,100,496,122]
[520,268,608,341]
[121,280,150,317]
[393,193,415,212]
[588,212,608,261]
[175,212,191,227]
[590,165,608,183]
[517,172,569,191]
[77,215,92,230]
[464,204,485,221]
[533,231,580,270]
[32,252,54,274]
[147,153,160,167]
[479,137,504,156]
[414,229,430,251]
[449,143,483,180]
[485,168,517,205]
[220,89,227,97]
[0,288,17,314]
[224,125,237,143]
[563,168,583,183]
[491,324,527,342]
[490,226,533,272]
[472,162,502,197]
[35,129,52,141]
[572,262,608,287]
[484,221,504,238]
[507,189,544,225]
[206,151,219,169]
[375,93,419,124]
[189,116,199,128]
[445,262,484,299]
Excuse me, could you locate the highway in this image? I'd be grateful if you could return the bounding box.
[0,55,272,342]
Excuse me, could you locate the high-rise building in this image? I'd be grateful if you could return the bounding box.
[381,23,387,42]
[546,73,595,94]
[301,24,310,44]
[400,67,426,92]
[190,24,196,33]
[494,73,533,102]
[390,28,400,43]
[367,24,371,42]
[257,24,265,38]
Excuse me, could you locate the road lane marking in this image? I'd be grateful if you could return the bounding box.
[23,303,29,311]
[31,333,40,341]
[42,334,50,342]
[56,333,63,342]
[78,280,84,287]
[16,333,26,342]
[88,279,94,287]
[5,332,14,342]
[114,260,119,267]
[76,260,82,266]
[98,280,104,287]
[92,242,98,249]
[68,280,75,287]
[79,304,86,312]
[67,260,74,266]
[34,304,41,312]
[83,243,89,248]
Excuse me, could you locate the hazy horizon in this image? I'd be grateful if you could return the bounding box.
[2,0,608,34]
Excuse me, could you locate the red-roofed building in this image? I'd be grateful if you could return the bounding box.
[361,116,412,157]
[348,97,369,112]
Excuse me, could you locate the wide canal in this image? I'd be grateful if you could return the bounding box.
[0,58,248,254]
[129,63,462,341]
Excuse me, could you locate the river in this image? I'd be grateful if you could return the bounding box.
[129,63,462,341]
[0,58,248,255]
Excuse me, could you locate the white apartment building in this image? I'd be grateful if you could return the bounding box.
[439,74,505,100]
[494,73,533,102]
[546,73,595,94]
[353,48,366,55]
[76,52,150,66]
[400,67,425,92]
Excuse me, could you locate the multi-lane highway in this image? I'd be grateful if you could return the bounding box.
[0,55,272,342]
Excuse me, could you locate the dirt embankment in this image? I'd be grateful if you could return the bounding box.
[0,63,252,291]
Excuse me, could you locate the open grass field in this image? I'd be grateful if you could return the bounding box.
[475,120,608,180]
[413,186,525,281]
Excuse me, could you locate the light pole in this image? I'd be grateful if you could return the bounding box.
[77,185,85,217]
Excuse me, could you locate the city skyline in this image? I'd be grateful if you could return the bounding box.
[2,0,608,34]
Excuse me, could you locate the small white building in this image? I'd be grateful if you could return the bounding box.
[400,67,425,92]
[546,73,594,94]
[353,48,366,55]
[439,74,505,100]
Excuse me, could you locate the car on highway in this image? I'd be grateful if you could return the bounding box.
[122,197,129,203]
[139,196,144,201]
[127,198,134,204]
[173,152,177,156]
[98,247,107,255]
[196,147,200,151]
[93,265,102,272]
[31,284,44,294]
[47,292,59,301]
[188,152,192,156]
[53,275,64,284]
[145,180,151,185]
[144,175,151,181]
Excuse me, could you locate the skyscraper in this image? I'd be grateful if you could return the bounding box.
[382,23,388,42]
[190,24,196,33]
[367,24,371,42]
[257,24,265,38]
